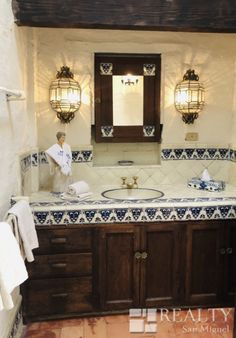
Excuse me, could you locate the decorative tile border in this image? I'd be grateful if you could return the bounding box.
[31,152,38,167]
[8,306,23,338]
[230,148,236,162]
[29,196,236,208]
[20,154,31,172]
[161,148,230,160]
[39,150,93,164]
[21,147,236,169]
[32,197,236,226]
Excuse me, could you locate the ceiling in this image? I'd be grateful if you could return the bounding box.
[12,0,236,33]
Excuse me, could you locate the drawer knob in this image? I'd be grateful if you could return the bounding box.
[141,252,148,259]
[50,237,67,244]
[51,293,68,299]
[50,263,67,269]
[226,247,233,255]
[134,251,142,259]
[220,248,226,255]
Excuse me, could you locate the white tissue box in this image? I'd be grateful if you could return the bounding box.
[188,178,225,192]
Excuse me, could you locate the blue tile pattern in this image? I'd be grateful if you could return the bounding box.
[31,196,236,226]
[161,148,230,160]
[101,126,113,137]
[39,150,93,164]
[20,155,31,172]
[31,152,38,167]
[8,306,22,338]
[72,150,93,162]
[230,148,236,162]
[143,125,155,137]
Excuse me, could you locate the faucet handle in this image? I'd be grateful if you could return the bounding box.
[121,177,127,188]
[132,176,138,188]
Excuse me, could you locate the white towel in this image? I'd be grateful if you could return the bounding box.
[7,200,39,262]
[45,143,72,176]
[67,181,90,196]
[0,222,28,311]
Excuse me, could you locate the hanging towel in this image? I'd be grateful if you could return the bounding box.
[45,143,72,176]
[67,181,90,196]
[7,200,39,262]
[0,222,28,311]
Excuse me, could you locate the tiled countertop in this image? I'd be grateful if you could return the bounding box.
[26,184,236,225]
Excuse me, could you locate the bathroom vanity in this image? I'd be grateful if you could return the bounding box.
[20,187,236,322]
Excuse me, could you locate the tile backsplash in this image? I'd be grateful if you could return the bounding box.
[19,144,236,195]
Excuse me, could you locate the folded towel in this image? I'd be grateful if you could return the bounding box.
[45,143,72,176]
[61,191,93,201]
[67,181,90,196]
[0,222,28,311]
[7,200,39,262]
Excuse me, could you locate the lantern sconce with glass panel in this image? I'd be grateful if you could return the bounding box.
[49,66,81,124]
[174,69,205,124]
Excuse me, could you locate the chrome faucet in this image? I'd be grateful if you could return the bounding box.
[121,176,138,189]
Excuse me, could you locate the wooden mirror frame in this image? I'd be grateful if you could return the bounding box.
[95,53,161,143]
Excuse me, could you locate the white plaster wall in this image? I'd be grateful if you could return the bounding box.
[0,1,36,336]
[35,28,236,149]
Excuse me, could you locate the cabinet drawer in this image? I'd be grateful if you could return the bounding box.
[27,253,92,278]
[35,228,92,254]
[24,277,93,317]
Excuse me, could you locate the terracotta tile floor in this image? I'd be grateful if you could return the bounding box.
[22,308,235,338]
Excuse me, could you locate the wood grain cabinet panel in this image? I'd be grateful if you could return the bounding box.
[24,277,93,317]
[98,225,140,310]
[27,252,92,278]
[35,228,92,254]
[185,220,236,306]
[140,222,185,307]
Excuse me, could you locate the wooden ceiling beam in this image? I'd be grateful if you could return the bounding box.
[12,0,236,33]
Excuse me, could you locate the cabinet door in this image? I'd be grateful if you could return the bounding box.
[223,220,236,303]
[98,225,140,310]
[140,222,185,307]
[186,221,223,305]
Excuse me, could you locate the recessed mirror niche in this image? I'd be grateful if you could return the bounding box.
[93,53,162,166]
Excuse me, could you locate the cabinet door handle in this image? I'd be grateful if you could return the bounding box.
[226,247,233,255]
[51,293,68,299]
[50,237,67,244]
[220,248,226,255]
[134,251,142,259]
[141,252,148,259]
[50,263,67,269]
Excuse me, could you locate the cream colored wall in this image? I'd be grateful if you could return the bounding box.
[0,8,37,220]
[0,1,36,336]
[35,28,236,149]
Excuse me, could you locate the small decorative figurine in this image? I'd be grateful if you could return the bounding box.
[45,131,72,193]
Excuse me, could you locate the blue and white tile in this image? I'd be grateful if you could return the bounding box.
[31,152,38,167]
[161,147,230,161]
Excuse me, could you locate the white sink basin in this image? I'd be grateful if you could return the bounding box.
[102,188,164,201]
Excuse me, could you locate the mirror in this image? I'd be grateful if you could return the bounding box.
[94,53,161,143]
[113,75,143,126]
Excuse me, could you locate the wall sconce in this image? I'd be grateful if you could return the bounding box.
[121,74,139,86]
[174,69,205,124]
[49,66,81,123]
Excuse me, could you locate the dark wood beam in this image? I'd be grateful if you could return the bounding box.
[12,0,236,33]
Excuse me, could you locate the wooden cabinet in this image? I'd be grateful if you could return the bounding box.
[22,219,236,321]
[185,220,236,306]
[98,220,236,311]
[140,222,185,307]
[98,225,140,310]
[98,222,185,310]
[22,226,95,322]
